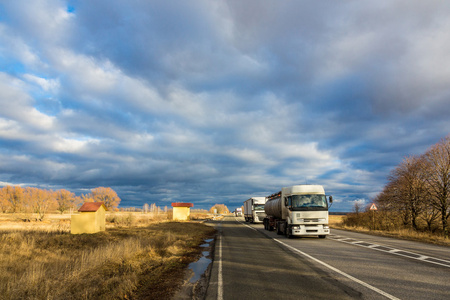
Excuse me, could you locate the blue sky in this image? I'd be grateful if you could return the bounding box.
[1,0,449,212]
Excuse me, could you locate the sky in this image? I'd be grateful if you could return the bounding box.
[0,0,449,212]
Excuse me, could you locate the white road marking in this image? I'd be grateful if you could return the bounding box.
[218,233,223,300]
[329,235,450,268]
[235,217,260,231]
[273,238,401,300]
[237,219,449,299]
[237,221,399,299]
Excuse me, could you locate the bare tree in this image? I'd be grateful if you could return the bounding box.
[0,187,10,213]
[353,201,363,214]
[28,187,56,221]
[209,204,229,214]
[423,136,450,238]
[55,189,76,214]
[420,201,441,232]
[377,178,411,227]
[90,187,121,211]
[389,156,427,230]
[7,186,23,213]
[143,203,149,213]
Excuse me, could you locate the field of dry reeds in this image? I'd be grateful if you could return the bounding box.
[0,212,215,300]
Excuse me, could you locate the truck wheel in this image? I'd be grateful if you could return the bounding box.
[286,229,292,239]
[276,225,281,235]
[319,235,326,239]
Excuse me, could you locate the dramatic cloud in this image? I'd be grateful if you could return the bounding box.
[1,0,449,211]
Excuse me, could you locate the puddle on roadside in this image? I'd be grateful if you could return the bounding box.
[200,239,214,247]
[188,239,213,283]
[188,256,212,283]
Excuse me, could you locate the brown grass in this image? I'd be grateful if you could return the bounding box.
[0,214,215,300]
[328,215,345,227]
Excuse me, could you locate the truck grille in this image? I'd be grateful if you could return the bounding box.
[304,219,319,223]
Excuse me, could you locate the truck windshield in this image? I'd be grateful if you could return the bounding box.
[291,194,327,210]
[254,204,265,210]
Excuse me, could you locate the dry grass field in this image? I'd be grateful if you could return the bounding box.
[328,214,345,227]
[0,212,216,300]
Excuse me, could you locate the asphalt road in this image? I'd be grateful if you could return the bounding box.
[205,216,450,300]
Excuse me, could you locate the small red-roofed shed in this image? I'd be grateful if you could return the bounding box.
[171,202,193,221]
[71,202,107,234]
[78,202,107,212]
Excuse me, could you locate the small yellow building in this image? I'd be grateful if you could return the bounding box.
[172,202,194,221]
[71,202,107,234]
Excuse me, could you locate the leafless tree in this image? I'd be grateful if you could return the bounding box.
[26,187,57,220]
[353,201,362,214]
[389,156,427,230]
[55,189,76,214]
[7,186,23,213]
[423,136,450,238]
[91,187,121,211]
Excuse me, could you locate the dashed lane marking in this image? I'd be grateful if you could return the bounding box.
[237,219,400,299]
[329,234,450,268]
[274,238,400,300]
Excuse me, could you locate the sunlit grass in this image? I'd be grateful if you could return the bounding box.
[0,216,215,299]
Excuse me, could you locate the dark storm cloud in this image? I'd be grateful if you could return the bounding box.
[0,0,449,211]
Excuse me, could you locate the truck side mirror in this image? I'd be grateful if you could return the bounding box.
[329,196,333,203]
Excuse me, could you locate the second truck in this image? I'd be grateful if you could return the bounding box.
[244,197,267,223]
[263,185,332,238]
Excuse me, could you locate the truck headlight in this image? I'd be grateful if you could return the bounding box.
[292,226,300,230]
[323,225,329,229]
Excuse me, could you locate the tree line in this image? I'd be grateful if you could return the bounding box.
[0,186,121,220]
[347,135,450,238]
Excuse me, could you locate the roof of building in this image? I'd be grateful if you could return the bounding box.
[78,202,107,212]
[171,202,194,208]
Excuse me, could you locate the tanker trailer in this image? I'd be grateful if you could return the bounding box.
[263,185,333,238]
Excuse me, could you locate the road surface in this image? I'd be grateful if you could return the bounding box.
[205,216,450,300]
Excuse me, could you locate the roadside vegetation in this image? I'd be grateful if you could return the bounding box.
[331,135,450,246]
[0,186,121,220]
[0,213,215,300]
[330,215,450,246]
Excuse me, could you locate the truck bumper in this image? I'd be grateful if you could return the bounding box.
[252,217,264,223]
[253,213,266,223]
[291,225,330,236]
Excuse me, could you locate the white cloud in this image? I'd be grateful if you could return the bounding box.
[22,74,60,92]
[0,73,55,130]
[1,1,450,211]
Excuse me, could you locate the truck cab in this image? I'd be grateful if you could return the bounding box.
[264,185,333,238]
[244,197,267,223]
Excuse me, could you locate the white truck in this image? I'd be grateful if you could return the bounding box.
[235,208,243,216]
[263,185,333,238]
[244,197,267,223]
